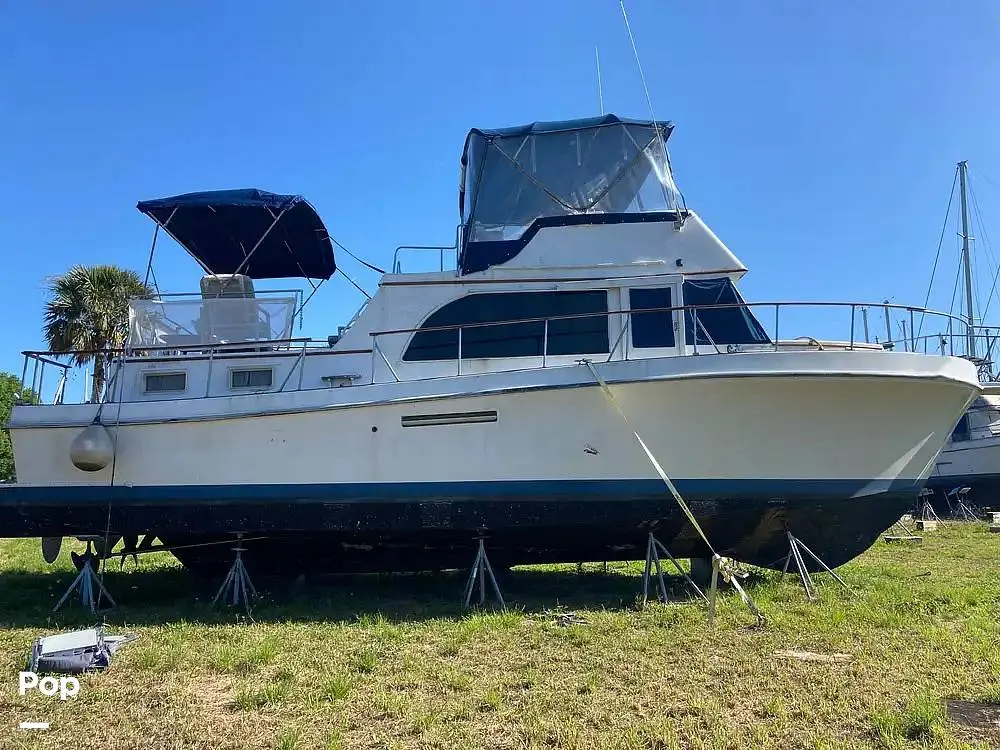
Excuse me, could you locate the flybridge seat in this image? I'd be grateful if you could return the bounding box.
[200,273,256,299]
[195,274,272,349]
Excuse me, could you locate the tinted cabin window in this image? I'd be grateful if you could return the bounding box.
[231,368,273,389]
[682,278,771,346]
[144,372,186,393]
[630,287,676,348]
[951,414,971,442]
[403,291,609,361]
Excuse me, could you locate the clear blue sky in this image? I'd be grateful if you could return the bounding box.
[2,0,1000,396]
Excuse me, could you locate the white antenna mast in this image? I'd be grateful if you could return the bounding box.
[596,46,605,115]
[619,0,685,218]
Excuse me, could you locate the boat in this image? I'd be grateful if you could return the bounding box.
[2,114,983,577]
[916,161,1000,517]
[925,383,1000,515]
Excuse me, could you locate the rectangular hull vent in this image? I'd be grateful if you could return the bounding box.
[401,410,498,428]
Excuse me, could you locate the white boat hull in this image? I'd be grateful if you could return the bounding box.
[2,351,980,571]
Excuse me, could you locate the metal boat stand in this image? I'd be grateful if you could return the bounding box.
[462,536,505,610]
[641,532,708,606]
[884,513,922,544]
[948,487,979,521]
[213,534,257,611]
[781,531,850,601]
[887,513,917,536]
[53,541,116,613]
[919,489,942,523]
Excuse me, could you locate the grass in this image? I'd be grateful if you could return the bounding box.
[0,525,999,749]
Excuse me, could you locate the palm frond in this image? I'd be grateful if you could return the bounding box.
[42,264,154,386]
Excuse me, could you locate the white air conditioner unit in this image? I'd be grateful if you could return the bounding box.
[200,273,255,299]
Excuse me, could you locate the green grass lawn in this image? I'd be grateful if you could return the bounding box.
[1,524,999,749]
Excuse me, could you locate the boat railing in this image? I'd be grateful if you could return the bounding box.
[18,353,71,405]
[12,301,973,401]
[391,225,462,274]
[16,338,373,405]
[368,300,972,383]
[904,324,1000,379]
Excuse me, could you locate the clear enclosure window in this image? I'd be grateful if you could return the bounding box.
[463,121,679,245]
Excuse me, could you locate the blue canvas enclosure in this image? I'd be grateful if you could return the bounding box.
[682,278,771,346]
[457,115,680,275]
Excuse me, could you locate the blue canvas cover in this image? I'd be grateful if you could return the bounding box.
[137,189,336,280]
[457,115,680,275]
[683,278,772,345]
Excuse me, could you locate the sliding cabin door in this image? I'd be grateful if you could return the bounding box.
[623,282,683,360]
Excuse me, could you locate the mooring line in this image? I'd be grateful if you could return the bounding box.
[582,360,765,626]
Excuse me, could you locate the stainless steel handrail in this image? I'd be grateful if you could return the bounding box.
[369,300,970,342]
[365,300,973,384]
[15,301,977,401]
[391,224,463,273]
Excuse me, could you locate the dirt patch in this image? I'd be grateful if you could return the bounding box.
[947,699,1000,743]
[774,650,851,664]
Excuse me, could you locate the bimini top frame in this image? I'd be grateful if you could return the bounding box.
[137,188,337,281]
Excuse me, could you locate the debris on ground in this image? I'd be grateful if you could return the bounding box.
[28,626,138,674]
[773,649,851,664]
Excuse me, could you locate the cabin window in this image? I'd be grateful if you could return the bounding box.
[630,287,676,348]
[144,372,187,393]
[230,368,273,389]
[951,414,971,443]
[682,278,771,346]
[403,291,609,361]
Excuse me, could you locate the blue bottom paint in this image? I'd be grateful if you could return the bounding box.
[0,477,922,573]
[0,477,922,506]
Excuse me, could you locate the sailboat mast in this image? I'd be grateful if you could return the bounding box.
[959,160,976,358]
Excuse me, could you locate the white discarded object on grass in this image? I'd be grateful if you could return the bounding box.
[27,626,137,675]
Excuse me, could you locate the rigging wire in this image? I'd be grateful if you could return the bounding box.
[618,0,687,214]
[969,174,1000,320]
[338,266,372,301]
[916,167,957,338]
[325,235,384,302]
[949,227,963,321]
[968,190,993,312]
[971,166,1000,193]
[332,237,386,275]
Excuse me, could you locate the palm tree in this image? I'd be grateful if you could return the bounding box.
[43,265,154,403]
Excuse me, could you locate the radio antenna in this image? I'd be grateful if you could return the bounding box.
[619,0,686,215]
[596,46,605,115]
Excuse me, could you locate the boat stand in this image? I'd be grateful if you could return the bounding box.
[53,542,116,613]
[949,487,978,521]
[886,513,917,536]
[781,531,850,601]
[641,532,708,606]
[919,489,942,523]
[213,535,257,611]
[462,536,505,610]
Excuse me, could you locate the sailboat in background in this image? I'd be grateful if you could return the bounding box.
[922,160,1000,517]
